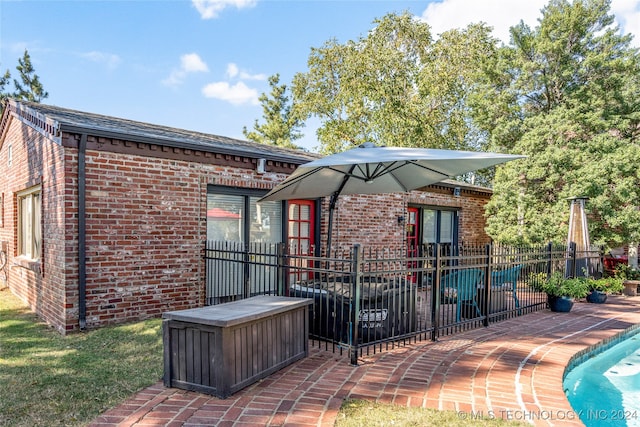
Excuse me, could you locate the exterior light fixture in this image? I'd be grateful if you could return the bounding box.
[256,158,266,174]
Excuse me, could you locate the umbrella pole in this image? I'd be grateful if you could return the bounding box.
[326,193,338,259]
[325,169,354,260]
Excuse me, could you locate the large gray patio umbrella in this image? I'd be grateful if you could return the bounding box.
[259,143,525,254]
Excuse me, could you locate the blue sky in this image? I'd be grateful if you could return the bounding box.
[1,0,639,152]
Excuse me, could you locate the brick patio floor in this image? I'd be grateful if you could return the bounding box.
[90,295,640,427]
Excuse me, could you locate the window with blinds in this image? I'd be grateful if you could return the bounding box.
[206,189,282,244]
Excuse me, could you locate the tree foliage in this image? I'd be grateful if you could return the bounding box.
[242,74,304,150]
[13,50,49,102]
[0,49,49,111]
[246,2,639,249]
[479,0,640,248]
[291,12,498,155]
[0,68,11,104]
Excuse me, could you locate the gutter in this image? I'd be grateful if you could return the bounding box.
[78,133,87,330]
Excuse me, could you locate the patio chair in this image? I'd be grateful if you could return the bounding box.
[490,265,523,314]
[440,268,484,321]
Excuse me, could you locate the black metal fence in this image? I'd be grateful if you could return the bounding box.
[205,241,602,365]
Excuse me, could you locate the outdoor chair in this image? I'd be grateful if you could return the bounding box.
[440,268,484,321]
[490,265,523,314]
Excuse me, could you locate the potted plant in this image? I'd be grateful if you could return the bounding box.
[585,277,623,303]
[530,272,590,312]
[613,264,640,296]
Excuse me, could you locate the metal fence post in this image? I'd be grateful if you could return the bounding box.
[243,243,251,299]
[546,242,553,278]
[276,242,286,297]
[569,241,577,278]
[431,243,442,341]
[483,244,492,327]
[350,244,362,366]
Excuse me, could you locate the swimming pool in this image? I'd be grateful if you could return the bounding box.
[564,328,640,426]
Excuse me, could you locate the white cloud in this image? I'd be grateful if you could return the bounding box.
[421,0,546,44]
[421,0,640,47]
[226,63,239,78]
[182,53,209,73]
[611,0,640,47]
[192,0,257,19]
[201,81,259,105]
[162,53,209,87]
[81,51,122,70]
[225,62,266,80]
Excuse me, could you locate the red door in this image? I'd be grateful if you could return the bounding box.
[407,207,420,282]
[288,200,315,283]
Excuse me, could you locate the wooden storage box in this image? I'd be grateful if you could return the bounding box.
[163,295,312,398]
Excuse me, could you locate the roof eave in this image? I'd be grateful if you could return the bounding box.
[59,123,313,165]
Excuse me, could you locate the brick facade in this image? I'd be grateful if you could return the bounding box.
[322,185,491,252]
[0,117,69,331]
[0,101,493,333]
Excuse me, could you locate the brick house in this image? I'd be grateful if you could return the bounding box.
[0,100,492,334]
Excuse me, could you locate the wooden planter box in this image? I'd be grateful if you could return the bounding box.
[163,295,312,399]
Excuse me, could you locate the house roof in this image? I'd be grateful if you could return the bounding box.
[1,99,318,165]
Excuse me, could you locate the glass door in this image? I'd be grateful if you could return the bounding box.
[288,200,315,283]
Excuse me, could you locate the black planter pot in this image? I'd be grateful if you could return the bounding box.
[547,295,574,312]
[586,290,608,304]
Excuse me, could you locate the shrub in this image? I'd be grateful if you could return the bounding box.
[613,264,640,281]
[529,271,590,298]
[586,277,624,294]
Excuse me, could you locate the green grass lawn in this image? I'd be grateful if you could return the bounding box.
[1,287,526,427]
[0,288,163,427]
[336,400,528,427]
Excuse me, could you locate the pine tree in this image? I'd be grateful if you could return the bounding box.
[243,74,303,150]
[478,0,640,248]
[0,68,11,104]
[13,50,49,102]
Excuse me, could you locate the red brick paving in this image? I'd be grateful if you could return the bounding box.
[90,296,640,426]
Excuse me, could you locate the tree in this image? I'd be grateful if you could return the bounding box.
[478,0,640,249]
[243,74,304,150]
[0,68,11,104]
[13,50,49,103]
[292,12,498,155]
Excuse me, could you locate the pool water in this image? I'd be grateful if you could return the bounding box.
[564,330,640,426]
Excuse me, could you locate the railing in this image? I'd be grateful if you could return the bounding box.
[204,241,603,365]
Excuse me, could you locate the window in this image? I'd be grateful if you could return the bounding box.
[18,186,41,260]
[206,186,282,244]
[421,208,458,246]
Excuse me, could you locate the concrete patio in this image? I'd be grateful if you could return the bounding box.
[90,295,640,427]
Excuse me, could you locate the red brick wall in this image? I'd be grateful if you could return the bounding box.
[0,116,68,333]
[0,115,292,333]
[323,186,491,253]
[62,133,285,332]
